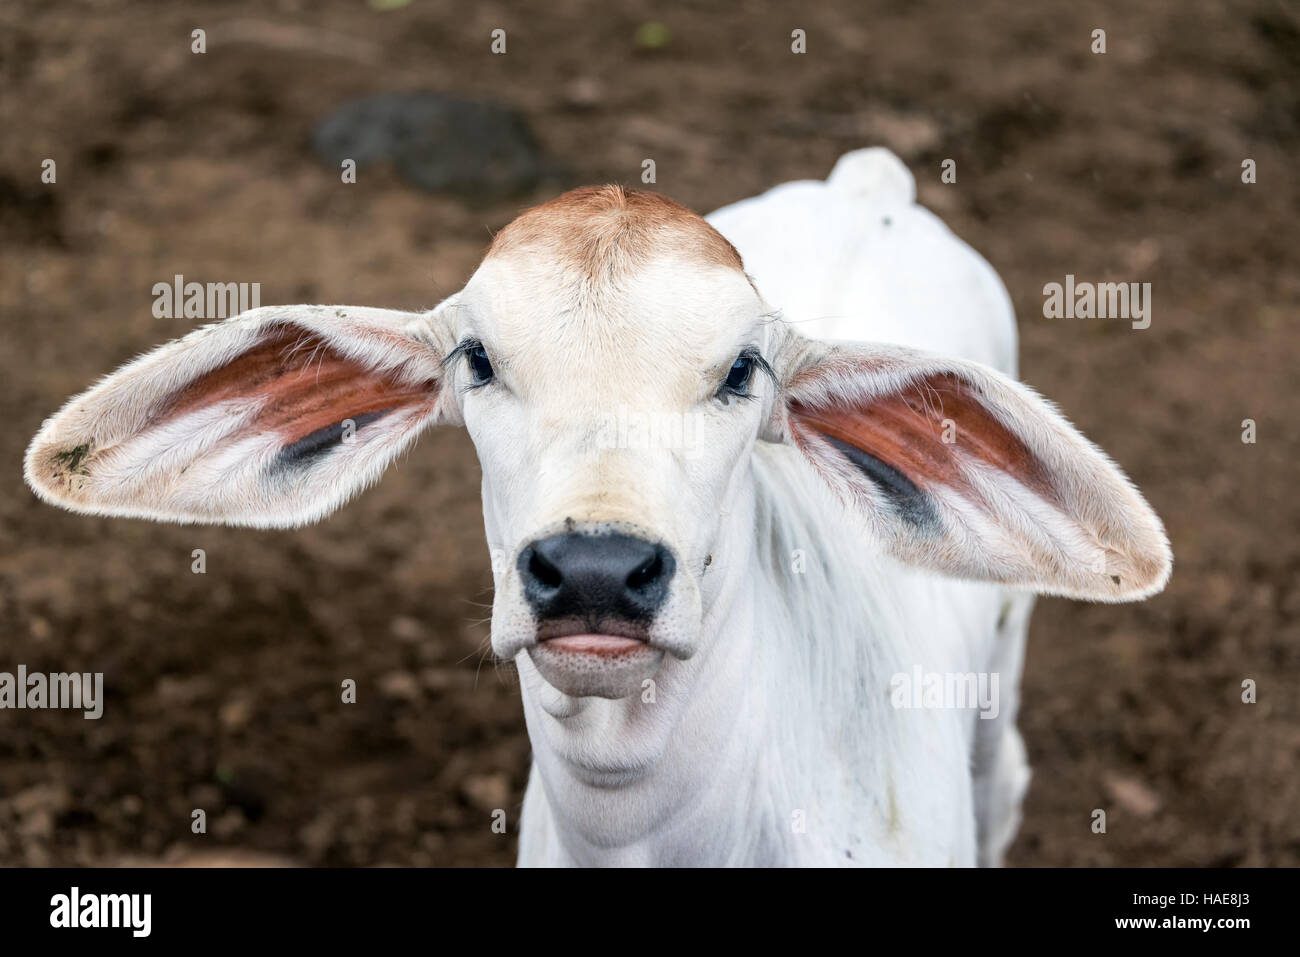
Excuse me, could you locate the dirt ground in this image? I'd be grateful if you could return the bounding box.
[0,0,1296,867]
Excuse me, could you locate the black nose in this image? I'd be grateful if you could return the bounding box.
[518,533,675,623]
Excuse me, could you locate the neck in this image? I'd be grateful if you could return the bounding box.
[513,446,951,866]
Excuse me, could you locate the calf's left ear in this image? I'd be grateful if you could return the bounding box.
[25,303,458,528]
[769,337,1171,601]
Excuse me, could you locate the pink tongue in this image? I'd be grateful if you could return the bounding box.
[546,634,644,655]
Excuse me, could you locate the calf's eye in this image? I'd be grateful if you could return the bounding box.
[468,345,494,384]
[722,354,754,395]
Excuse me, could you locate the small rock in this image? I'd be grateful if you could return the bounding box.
[378,670,421,701]
[211,808,248,839]
[389,615,425,643]
[869,110,942,161]
[1104,774,1162,818]
[219,697,254,731]
[461,772,510,812]
[312,92,544,197]
[562,77,604,110]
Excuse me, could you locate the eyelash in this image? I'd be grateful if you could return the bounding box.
[444,339,495,391]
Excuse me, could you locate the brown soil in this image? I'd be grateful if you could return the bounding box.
[0,0,1296,866]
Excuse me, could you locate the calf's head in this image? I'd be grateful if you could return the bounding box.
[26,186,1171,703]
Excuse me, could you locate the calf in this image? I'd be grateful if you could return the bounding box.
[25,149,1170,866]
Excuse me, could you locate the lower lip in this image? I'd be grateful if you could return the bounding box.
[541,634,647,656]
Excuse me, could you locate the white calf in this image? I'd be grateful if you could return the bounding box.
[26,149,1170,866]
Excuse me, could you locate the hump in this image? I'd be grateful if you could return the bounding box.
[486,185,745,277]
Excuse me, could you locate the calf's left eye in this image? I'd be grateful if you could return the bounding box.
[468,345,494,384]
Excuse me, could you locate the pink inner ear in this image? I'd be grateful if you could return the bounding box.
[789,372,1056,502]
[158,325,439,447]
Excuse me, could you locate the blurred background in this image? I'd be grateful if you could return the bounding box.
[0,0,1296,866]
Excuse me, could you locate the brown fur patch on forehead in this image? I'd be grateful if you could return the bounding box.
[486,186,745,276]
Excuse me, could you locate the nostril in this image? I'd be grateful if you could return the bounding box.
[626,552,663,591]
[519,533,675,620]
[527,548,563,590]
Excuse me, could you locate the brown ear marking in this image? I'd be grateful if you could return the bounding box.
[789,372,1058,507]
[158,325,439,457]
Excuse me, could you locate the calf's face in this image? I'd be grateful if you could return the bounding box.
[24,186,1171,710]
[454,244,774,698]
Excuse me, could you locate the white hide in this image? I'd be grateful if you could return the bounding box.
[513,150,1034,865]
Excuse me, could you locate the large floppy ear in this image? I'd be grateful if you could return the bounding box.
[25,303,459,527]
[770,333,1171,602]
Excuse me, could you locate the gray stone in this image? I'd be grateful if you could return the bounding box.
[312,92,545,197]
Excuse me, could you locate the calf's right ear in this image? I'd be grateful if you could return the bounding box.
[25,303,459,528]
